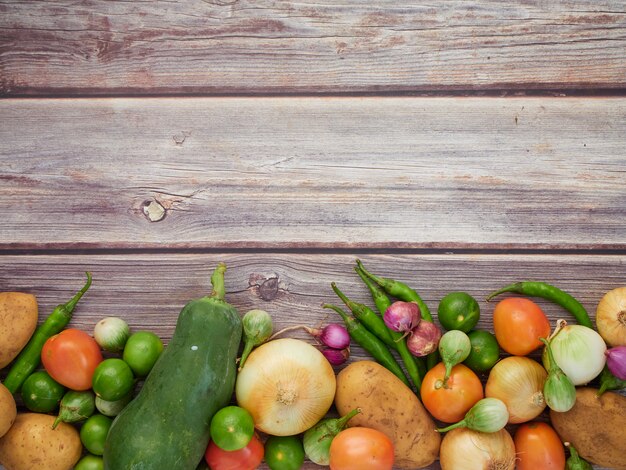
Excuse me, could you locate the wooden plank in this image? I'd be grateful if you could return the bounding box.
[0,252,623,470]
[2,252,621,347]
[1,1,625,95]
[1,97,625,250]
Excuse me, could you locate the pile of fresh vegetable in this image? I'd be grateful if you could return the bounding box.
[0,273,165,470]
[0,261,625,470]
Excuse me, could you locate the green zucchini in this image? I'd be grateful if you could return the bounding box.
[103,263,242,470]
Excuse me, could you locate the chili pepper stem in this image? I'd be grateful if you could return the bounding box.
[323,303,350,322]
[64,272,92,312]
[354,265,390,315]
[484,282,523,302]
[331,282,355,311]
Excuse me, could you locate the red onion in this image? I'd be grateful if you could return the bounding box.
[605,346,626,380]
[407,321,442,357]
[322,347,350,366]
[384,301,420,334]
[269,323,350,350]
[319,323,350,349]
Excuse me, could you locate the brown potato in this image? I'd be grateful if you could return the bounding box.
[0,413,82,470]
[0,293,38,368]
[550,387,626,470]
[0,383,16,438]
[335,360,441,469]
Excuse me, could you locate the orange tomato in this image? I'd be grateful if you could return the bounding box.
[329,427,394,470]
[420,362,484,423]
[492,297,551,355]
[41,328,103,390]
[514,421,565,470]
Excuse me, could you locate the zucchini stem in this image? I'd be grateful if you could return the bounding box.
[210,262,227,300]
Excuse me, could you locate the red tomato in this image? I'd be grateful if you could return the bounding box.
[329,427,394,470]
[420,362,484,423]
[493,297,551,356]
[514,421,565,470]
[41,328,103,390]
[205,434,264,470]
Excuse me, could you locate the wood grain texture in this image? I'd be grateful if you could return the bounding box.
[0,252,623,470]
[1,96,625,249]
[2,252,622,348]
[1,1,625,95]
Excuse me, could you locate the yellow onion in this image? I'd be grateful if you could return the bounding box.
[596,286,626,347]
[235,338,336,436]
[440,427,516,470]
[485,356,547,424]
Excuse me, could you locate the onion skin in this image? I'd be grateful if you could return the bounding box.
[485,356,547,424]
[439,428,515,470]
[319,323,350,349]
[321,347,349,366]
[596,286,626,347]
[384,301,420,333]
[407,321,441,357]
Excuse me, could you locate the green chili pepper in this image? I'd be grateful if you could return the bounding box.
[353,267,427,386]
[355,259,440,370]
[323,303,411,387]
[485,281,592,328]
[354,265,393,317]
[4,272,92,393]
[331,282,395,349]
[355,259,433,322]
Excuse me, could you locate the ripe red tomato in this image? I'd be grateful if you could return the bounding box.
[493,297,551,355]
[514,421,565,470]
[329,427,394,470]
[41,328,103,390]
[420,362,484,423]
[205,433,264,470]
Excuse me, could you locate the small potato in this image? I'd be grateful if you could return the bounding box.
[335,360,441,469]
[0,383,16,438]
[0,413,82,470]
[0,292,38,368]
[550,387,626,470]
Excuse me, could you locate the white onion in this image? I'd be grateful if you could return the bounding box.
[440,427,516,470]
[546,321,607,385]
[235,338,336,436]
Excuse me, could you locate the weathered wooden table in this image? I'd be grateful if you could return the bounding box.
[1,2,625,469]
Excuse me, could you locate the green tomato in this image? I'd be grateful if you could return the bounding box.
[21,370,65,413]
[74,454,104,470]
[92,358,135,401]
[123,331,164,377]
[264,435,305,470]
[438,291,480,332]
[80,414,112,456]
[209,405,255,451]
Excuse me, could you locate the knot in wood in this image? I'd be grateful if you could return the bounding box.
[259,276,279,301]
[142,199,166,222]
